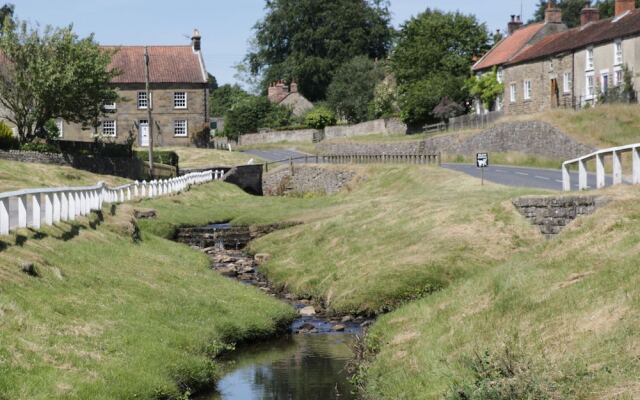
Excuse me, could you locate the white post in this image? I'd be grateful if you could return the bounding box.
[68,192,76,221]
[14,195,27,229]
[633,147,640,185]
[61,192,69,222]
[126,187,132,201]
[612,150,622,185]
[579,159,588,191]
[43,193,53,226]
[596,153,605,189]
[0,198,9,235]
[53,193,61,223]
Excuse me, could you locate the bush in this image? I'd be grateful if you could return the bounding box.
[223,96,294,140]
[0,121,18,150]
[20,142,61,153]
[134,150,179,168]
[304,106,337,129]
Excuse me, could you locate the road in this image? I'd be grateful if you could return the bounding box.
[243,149,606,191]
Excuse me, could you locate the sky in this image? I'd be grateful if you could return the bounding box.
[14,0,538,86]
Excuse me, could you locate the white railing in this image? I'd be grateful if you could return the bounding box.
[562,144,640,191]
[0,170,227,235]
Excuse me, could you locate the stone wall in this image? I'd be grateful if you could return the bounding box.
[324,118,407,140]
[512,195,603,237]
[317,121,594,161]
[223,164,263,196]
[263,165,357,196]
[238,129,320,146]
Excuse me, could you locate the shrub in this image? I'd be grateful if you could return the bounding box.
[20,142,60,153]
[223,96,294,140]
[304,106,337,129]
[0,121,18,150]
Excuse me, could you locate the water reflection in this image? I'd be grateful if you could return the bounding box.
[208,334,356,400]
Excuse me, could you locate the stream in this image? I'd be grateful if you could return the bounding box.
[178,223,365,400]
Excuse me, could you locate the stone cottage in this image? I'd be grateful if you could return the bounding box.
[502,0,640,114]
[267,80,314,117]
[58,30,210,147]
[472,7,568,114]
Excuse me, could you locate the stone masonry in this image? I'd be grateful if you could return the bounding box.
[263,165,357,196]
[512,195,603,237]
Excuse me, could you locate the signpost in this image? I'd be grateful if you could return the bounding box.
[476,153,489,185]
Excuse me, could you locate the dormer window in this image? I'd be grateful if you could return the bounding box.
[614,40,623,65]
[586,48,594,71]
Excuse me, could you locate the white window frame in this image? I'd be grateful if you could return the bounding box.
[509,83,517,103]
[614,40,623,66]
[523,80,532,100]
[104,102,117,111]
[137,91,151,110]
[563,72,572,94]
[601,69,610,94]
[101,120,117,137]
[585,71,595,100]
[173,92,188,109]
[614,66,624,86]
[56,118,64,138]
[174,120,188,137]
[586,47,594,71]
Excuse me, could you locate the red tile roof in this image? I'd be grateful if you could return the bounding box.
[473,23,546,71]
[508,10,640,65]
[104,46,207,84]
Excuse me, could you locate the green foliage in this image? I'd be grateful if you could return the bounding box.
[326,56,385,123]
[304,106,337,129]
[246,0,393,101]
[19,141,60,153]
[466,68,505,110]
[223,96,293,140]
[0,3,13,30]
[207,73,218,91]
[598,65,637,104]
[446,346,556,400]
[0,121,18,150]
[392,9,489,125]
[433,96,465,121]
[0,20,119,142]
[210,84,251,117]
[134,150,180,167]
[370,75,400,119]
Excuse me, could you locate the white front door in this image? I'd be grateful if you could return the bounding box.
[139,120,149,147]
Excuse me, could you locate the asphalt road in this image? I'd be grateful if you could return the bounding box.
[243,149,605,191]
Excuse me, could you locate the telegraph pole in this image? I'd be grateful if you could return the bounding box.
[144,46,155,177]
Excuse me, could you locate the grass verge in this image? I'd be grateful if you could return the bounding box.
[0,202,294,399]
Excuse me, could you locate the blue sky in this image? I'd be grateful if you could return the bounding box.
[15,0,537,85]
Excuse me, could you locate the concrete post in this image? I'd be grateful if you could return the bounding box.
[68,192,76,220]
[52,192,61,223]
[596,154,605,189]
[12,195,27,229]
[0,198,9,235]
[43,193,53,226]
[612,150,622,185]
[579,160,588,190]
[126,187,132,201]
[60,192,69,222]
[633,147,640,185]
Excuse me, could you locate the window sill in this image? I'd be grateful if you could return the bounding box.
[174,107,188,110]
[174,135,188,138]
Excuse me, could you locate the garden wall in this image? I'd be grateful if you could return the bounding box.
[238,129,320,146]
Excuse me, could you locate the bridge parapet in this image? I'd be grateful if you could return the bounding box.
[562,144,640,191]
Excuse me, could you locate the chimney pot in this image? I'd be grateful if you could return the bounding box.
[508,14,524,35]
[615,0,636,16]
[191,29,201,52]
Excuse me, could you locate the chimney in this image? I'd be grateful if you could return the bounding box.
[508,15,523,35]
[290,80,298,93]
[581,1,600,25]
[191,29,202,52]
[268,81,289,103]
[615,0,635,16]
[545,1,563,24]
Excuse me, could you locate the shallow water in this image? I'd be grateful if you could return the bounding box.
[205,334,357,400]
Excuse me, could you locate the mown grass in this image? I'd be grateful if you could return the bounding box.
[0,202,294,399]
[0,160,128,192]
[141,165,545,315]
[159,146,263,169]
[361,185,640,399]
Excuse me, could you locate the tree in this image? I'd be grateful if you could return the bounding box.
[433,96,465,122]
[0,21,118,142]
[207,73,218,91]
[223,96,293,140]
[531,0,640,27]
[246,0,393,102]
[210,84,251,117]
[392,9,489,126]
[326,56,385,123]
[370,74,400,119]
[0,3,13,30]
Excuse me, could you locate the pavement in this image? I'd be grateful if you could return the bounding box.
[243,148,605,191]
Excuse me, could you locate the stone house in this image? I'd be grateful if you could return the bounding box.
[267,80,314,117]
[58,30,210,147]
[472,8,568,114]
[502,0,640,115]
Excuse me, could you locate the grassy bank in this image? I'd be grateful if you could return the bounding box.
[361,185,640,399]
[0,159,128,192]
[141,165,544,315]
[0,202,294,399]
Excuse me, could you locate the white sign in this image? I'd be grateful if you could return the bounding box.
[476,153,489,168]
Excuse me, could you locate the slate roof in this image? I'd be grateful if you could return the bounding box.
[508,9,640,65]
[473,23,546,71]
[104,46,207,84]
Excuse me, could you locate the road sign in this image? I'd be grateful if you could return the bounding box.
[476,153,489,168]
